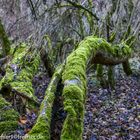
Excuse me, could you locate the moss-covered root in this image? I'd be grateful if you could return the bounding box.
[25,65,64,140]
[61,36,132,140]
[0,43,40,108]
[0,95,19,135]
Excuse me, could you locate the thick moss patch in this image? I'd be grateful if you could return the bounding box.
[0,95,19,134]
[0,43,40,104]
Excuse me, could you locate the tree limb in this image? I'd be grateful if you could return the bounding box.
[91,51,129,65]
[64,0,99,21]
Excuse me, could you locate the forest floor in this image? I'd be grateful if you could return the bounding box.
[11,63,140,140]
[83,71,140,140]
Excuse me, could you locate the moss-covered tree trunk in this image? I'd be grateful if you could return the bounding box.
[61,36,132,139]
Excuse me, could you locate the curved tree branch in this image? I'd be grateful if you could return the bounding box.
[64,0,99,21]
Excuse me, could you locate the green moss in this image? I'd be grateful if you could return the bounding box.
[0,121,18,134]
[112,42,132,57]
[25,116,50,140]
[61,36,132,139]
[96,64,106,87]
[0,96,19,134]
[26,65,64,140]
[61,115,83,140]
[26,36,132,140]
[63,85,84,101]
[61,36,107,139]
[0,19,11,56]
[17,69,33,80]
[26,92,54,140]
[0,44,40,108]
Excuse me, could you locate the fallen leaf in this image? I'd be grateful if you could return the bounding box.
[19,116,27,124]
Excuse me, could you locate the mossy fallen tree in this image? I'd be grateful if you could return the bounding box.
[0,43,40,110]
[25,64,64,140]
[26,36,132,140]
[61,36,132,139]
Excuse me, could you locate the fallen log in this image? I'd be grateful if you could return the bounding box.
[25,64,64,140]
[61,36,132,139]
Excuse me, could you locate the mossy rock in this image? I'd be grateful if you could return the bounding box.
[0,95,19,134]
